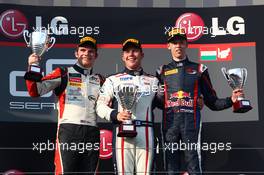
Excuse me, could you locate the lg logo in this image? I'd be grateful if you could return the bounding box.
[0,9,28,39]
[175,13,205,42]
[175,13,245,41]
[9,59,76,97]
[99,129,113,159]
[0,9,100,39]
[165,13,246,42]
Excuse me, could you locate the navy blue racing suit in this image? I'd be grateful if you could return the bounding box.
[156,57,233,175]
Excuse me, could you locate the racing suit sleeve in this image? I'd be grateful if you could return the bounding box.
[95,73,106,87]
[200,67,233,111]
[24,68,65,97]
[153,66,165,109]
[96,77,118,121]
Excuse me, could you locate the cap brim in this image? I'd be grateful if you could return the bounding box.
[122,42,141,51]
[78,41,97,49]
[168,35,187,42]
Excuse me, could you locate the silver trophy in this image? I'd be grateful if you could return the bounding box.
[23,30,56,81]
[221,67,252,113]
[23,30,55,66]
[115,84,139,137]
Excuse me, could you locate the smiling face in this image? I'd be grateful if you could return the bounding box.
[168,39,188,61]
[75,46,98,68]
[122,47,144,70]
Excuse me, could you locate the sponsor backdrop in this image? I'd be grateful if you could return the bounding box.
[0,4,263,174]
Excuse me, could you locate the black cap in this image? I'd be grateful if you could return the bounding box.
[78,36,97,49]
[122,38,142,51]
[167,28,187,42]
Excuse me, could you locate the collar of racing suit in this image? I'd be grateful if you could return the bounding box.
[123,67,144,76]
[171,56,189,67]
[73,63,93,76]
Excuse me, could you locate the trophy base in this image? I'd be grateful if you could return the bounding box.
[117,124,137,137]
[233,99,253,113]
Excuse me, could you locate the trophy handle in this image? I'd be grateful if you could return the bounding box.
[221,67,236,89]
[47,37,56,51]
[242,68,247,88]
[23,30,30,47]
[221,67,230,81]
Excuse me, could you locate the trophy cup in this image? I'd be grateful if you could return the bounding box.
[221,67,252,113]
[23,30,55,81]
[115,84,139,137]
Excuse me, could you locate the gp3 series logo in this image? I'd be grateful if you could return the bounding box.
[10,59,76,97]
[9,59,76,110]
[0,9,28,39]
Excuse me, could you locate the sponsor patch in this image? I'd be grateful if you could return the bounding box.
[173,108,194,113]
[120,77,133,81]
[69,77,82,83]
[69,82,82,87]
[67,87,83,102]
[69,73,81,78]
[68,96,82,101]
[165,69,178,76]
[167,90,194,108]
[166,99,194,108]
[68,88,82,96]
[185,68,197,75]
[137,91,151,98]
[170,91,191,99]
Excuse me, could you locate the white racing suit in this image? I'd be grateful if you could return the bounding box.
[96,68,160,175]
[25,63,104,175]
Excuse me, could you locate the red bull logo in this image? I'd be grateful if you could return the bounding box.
[170,90,191,99]
[167,90,193,109]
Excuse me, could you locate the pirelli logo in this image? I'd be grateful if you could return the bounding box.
[165,69,178,76]
[168,28,185,37]
[123,38,139,46]
[69,82,82,87]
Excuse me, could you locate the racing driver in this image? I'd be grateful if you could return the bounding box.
[96,38,160,175]
[24,36,104,175]
[156,28,244,175]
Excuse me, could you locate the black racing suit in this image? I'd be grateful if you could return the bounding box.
[25,63,104,175]
[156,57,233,175]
